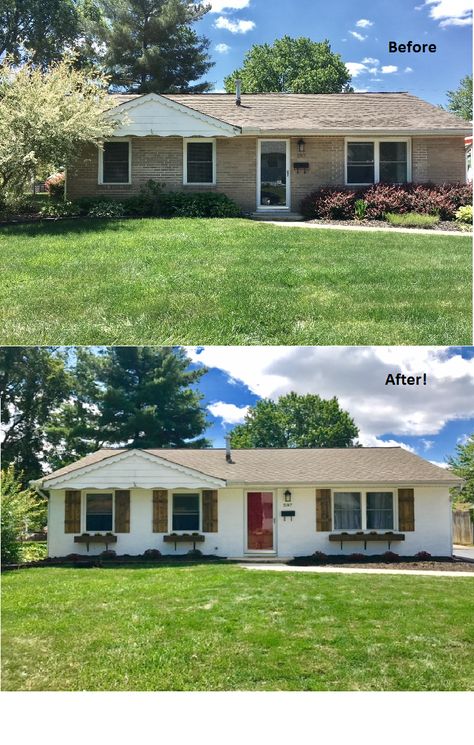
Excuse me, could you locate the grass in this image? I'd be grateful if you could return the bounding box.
[385,212,440,228]
[0,217,471,344]
[2,564,473,691]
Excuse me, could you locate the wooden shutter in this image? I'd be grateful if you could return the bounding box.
[398,488,415,531]
[316,489,332,532]
[115,490,130,533]
[64,490,81,533]
[202,490,218,533]
[153,490,168,532]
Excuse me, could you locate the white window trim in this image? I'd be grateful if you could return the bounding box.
[83,491,114,533]
[344,137,412,186]
[170,490,202,533]
[98,137,132,185]
[183,138,216,186]
[331,489,397,531]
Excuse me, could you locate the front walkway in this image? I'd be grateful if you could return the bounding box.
[264,221,470,237]
[238,563,474,577]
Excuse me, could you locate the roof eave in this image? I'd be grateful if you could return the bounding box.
[240,128,471,137]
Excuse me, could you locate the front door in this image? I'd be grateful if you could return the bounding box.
[258,139,290,210]
[247,491,275,552]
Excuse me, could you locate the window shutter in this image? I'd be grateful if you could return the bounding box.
[398,488,415,531]
[153,490,168,532]
[202,490,218,532]
[115,490,130,533]
[316,489,332,532]
[64,490,81,533]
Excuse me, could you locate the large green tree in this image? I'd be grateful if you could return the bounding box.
[0,348,71,484]
[448,434,474,504]
[47,347,210,469]
[1,465,47,563]
[99,0,213,92]
[224,36,352,94]
[446,75,472,121]
[230,392,359,449]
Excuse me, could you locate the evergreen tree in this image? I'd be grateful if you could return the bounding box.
[448,434,474,503]
[446,75,472,121]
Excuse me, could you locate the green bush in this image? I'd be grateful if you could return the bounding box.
[354,199,367,220]
[39,200,80,218]
[158,191,241,218]
[20,541,48,562]
[455,205,473,224]
[88,201,125,218]
[1,466,47,564]
[385,212,440,228]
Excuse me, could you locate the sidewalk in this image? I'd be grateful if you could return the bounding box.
[238,563,474,578]
[264,221,470,237]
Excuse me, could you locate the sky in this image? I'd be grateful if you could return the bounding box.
[196,0,472,105]
[186,346,474,467]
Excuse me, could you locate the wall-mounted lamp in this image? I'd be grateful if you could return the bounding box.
[297,138,305,154]
[284,489,292,502]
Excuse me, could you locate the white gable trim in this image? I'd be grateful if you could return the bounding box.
[41,449,226,489]
[110,93,240,138]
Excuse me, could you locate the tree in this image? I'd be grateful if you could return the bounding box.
[99,0,213,93]
[0,0,80,65]
[448,434,474,503]
[0,55,117,200]
[0,348,72,484]
[446,75,472,121]
[1,465,47,563]
[224,36,352,94]
[46,347,210,469]
[230,392,359,449]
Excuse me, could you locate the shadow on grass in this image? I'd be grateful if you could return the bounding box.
[3,559,231,572]
[0,217,151,238]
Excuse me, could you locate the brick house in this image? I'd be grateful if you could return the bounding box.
[66,91,470,215]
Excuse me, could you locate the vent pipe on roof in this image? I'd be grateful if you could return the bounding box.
[225,434,234,463]
[235,79,241,106]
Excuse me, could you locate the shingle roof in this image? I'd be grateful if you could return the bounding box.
[111,92,470,133]
[37,447,462,486]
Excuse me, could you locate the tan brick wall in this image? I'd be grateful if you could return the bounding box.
[67,134,466,210]
[412,136,466,183]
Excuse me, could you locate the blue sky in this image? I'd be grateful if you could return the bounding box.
[186,346,474,467]
[196,1,472,105]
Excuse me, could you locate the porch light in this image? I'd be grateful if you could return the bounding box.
[297,138,305,154]
[284,489,292,502]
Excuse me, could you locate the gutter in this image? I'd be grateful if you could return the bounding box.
[239,128,471,137]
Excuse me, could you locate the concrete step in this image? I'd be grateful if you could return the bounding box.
[250,211,304,222]
[227,556,293,563]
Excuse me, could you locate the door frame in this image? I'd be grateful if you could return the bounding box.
[244,490,277,554]
[256,139,291,211]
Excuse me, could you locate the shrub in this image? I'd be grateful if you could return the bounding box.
[158,191,241,218]
[455,205,473,224]
[382,551,400,562]
[354,199,367,220]
[39,200,80,218]
[45,172,65,200]
[187,548,203,557]
[101,549,117,559]
[301,187,356,220]
[386,212,440,228]
[1,466,47,564]
[65,553,83,561]
[88,201,125,218]
[311,550,328,561]
[143,548,162,559]
[414,551,432,560]
[348,553,365,561]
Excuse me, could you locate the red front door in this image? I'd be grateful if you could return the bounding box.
[247,492,274,550]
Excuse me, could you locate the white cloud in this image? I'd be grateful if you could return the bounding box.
[429,460,450,468]
[362,57,379,65]
[209,0,250,11]
[405,66,414,72]
[187,347,474,447]
[381,65,398,73]
[457,433,470,445]
[214,16,255,33]
[356,19,374,28]
[370,78,383,82]
[421,1,472,27]
[215,43,231,54]
[349,31,367,41]
[207,402,249,425]
[354,87,369,93]
[346,62,369,77]
[421,439,435,450]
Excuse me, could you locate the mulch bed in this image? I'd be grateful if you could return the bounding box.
[308,219,471,232]
[289,556,474,572]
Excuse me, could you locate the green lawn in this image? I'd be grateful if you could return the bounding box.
[0,218,470,344]
[2,565,473,691]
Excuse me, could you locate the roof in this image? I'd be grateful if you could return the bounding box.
[37,447,462,486]
[110,92,470,134]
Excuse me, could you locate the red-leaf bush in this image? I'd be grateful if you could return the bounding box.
[143,548,162,559]
[414,550,432,560]
[44,172,65,200]
[300,182,472,221]
[311,550,328,561]
[382,551,400,562]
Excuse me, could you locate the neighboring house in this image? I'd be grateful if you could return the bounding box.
[66,91,470,215]
[32,446,462,559]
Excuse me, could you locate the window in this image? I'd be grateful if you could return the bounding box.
[334,492,361,529]
[86,493,112,531]
[184,140,215,184]
[347,142,375,185]
[172,493,200,531]
[101,141,130,184]
[367,492,394,529]
[346,139,410,185]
